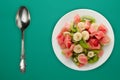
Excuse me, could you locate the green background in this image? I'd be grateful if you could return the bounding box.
[0,0,119,80]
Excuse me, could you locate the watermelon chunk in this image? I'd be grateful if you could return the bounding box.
[57,34,65,45]
[64,40,71,48]
[88,38,101,49]
[64,35,72,48]
[64,35,71,41]
[74,14,80,24]
[60,44,66,49]
[62,49,72,58]
[64,23,70,31]
[95,31,105,40]
[88,26,97,34]
[70,44,75,51]
[85,20,91,29]
[78,54,88,64]
[57,32,62,39]
[57,32,66,49]
[98,24,107,33]
[61,25,70,34]
[78,63,85,67]
[100,35,110,45]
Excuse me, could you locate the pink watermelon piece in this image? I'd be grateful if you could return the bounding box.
[78,63,85,67]
[64,23,70,31]
[64,40,71,48]
[95,31,105,40]
[88,38,101,49]
[60,26,69,34]
[57,33,66,49]
[57,32,72,49]
[60,44,66,49]
[64,35,71,41]
[57,34,65,45]
[98,24,107,33]
[100,35,110,45]
[85,20,91,29]
[90,32,96,37]
[88,44,101,50]
[57,32,62,39]
[64,35,72,48]
[98,50,104,57]
[70,44,75,51]
[74,14,80,24]
[88,26,97,34]
[78,54,88,64]
[57,26,69,41]
[62,49,72,58]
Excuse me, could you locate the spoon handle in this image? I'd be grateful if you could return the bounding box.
[20,31,26,72]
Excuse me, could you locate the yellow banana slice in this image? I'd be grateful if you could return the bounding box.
[63,31,71,36]
[87,51,95,58]
[73,44,83,53]
[81,31,90,40]
[73,32,82,41]
[78,22,85,31]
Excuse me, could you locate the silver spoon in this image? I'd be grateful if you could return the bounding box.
[16,6,30,72]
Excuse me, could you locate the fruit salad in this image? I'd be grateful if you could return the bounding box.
[57,14,110,67]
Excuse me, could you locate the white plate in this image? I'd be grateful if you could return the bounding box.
[52,9,114,71]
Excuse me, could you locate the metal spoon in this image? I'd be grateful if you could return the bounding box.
[16,6,30,72]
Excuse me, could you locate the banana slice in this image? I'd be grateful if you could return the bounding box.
[78,22,85,31]
[87,51,95,58]
[73,44,83,53]
[73,32,82,41]
[91,23,99,31]
[81,31,90,40]
[63,31,71,36]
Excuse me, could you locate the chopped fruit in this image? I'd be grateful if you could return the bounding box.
[81,31,90,40]
[87,51,95,58]
[62,49,72,58]
[78,63,85,67]
[57,34,64,45]
[98,24,107,33]
[85,20,91,29]
[63,32,71,36]
[73,44,83,53]
[78,54,88,64]
[95,31,105,40]
[100,35,110,45]
[70,44,75,51]
[88,38,101,49]
[88,23,98,33]
[74,14,81,24]
[60,44,66,49]
[78,22,86,31]
[88,26,97,34]
[57,15,110,67]
[64,35,72,48]
[73,32,82,41]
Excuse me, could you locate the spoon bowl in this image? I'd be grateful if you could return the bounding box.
[16,6,30,31]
